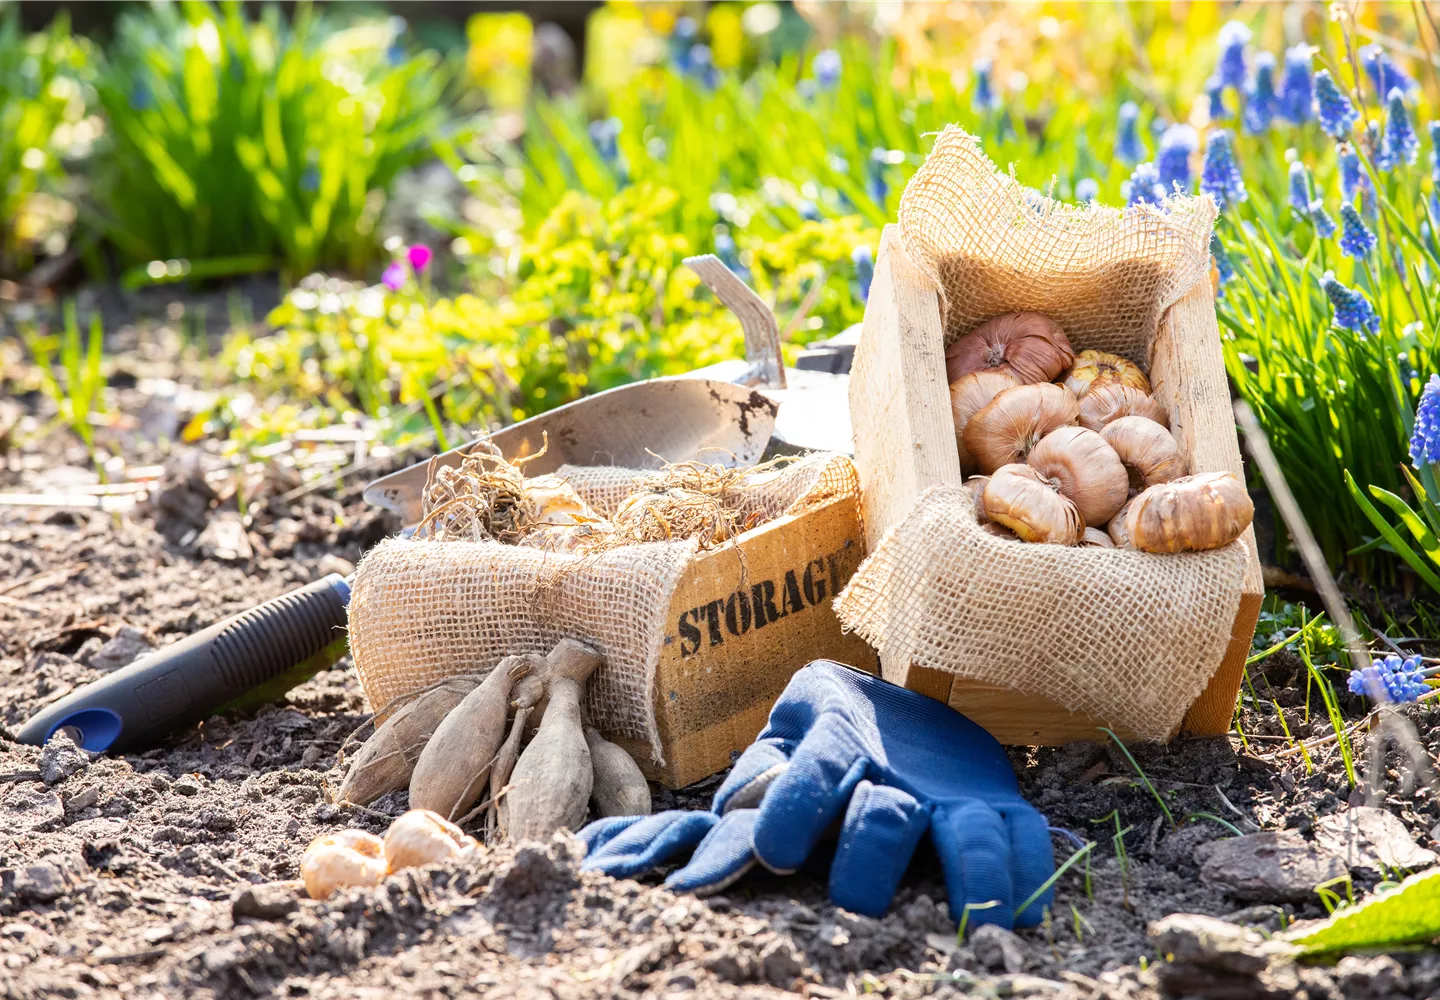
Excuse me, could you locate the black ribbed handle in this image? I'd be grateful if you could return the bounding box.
[17,575,351,752]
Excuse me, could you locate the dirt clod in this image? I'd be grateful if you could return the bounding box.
[1194,830,1348,903]
[37,731,88,785]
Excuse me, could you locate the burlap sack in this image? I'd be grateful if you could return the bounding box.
[834,127,1247,742]
[349,452,858,761]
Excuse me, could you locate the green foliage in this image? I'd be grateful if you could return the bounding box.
[1287,867,1440,954]
[21,301,107,477]
[223,187,878,448]
[1347,467,1440,593]
[90,0,450,279]
[0,7,94,272]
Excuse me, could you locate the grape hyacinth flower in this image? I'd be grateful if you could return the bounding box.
[1348,653,1432,703]
[588,117,621,166]
[1430,121,1440,183]
[1279,44,1314,124]
[1314,69,1359,138]
[1410,373,1440,467]
[972,58,999,113]
[1200,130,1246,209]
[407,244,432,273]
[1206,76,1230,121]
[1123,162,1165,207]
[1361,44,1418,101]
[1243,52,1279,134]
[1075,177,1099,203]
[1320,271,1380,334]
[1338,142,1370,202]
[1157,124,1198,193]
[1381,87,1420,169]
[813,49,841,90]
[381,262,406,291]
[852,245,874,304]
[1216,20,1251,90]
[1116,101,1144,163]
[714,231,749,283]
[1210,233,1236,292]
[686,44,718,89]
[669,15,698,69]
[1286,160,1334,235]
[1338,204,1377,258]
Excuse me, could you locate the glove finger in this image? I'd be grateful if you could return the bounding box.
[578,814,647,855]
[665,809,758,895]
[828,781,930,918]
[753,713,869,874]
[714,738,791,814]
[932,800,1014,932]
[1001,806,1057,928]
[579,810,718,878]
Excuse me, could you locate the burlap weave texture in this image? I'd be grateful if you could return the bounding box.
[835,127,1247,742]
[349,452,858,761]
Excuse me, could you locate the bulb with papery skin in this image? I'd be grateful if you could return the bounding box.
[1077,383,1169,431]
[1063,350,1151,397]
[1101,416,1187,492]
[383,809,479,873]
[983,464,1085,544]
[963,382,1080,474]
[1125,472,1254,552]
[950,371,1020,473]
[944,312,1076,385]
[301,830,387,900]
[1026,425,1129,526]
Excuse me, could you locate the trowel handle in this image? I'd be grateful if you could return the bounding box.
[17,574,351,753]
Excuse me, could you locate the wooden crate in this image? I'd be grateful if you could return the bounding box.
[849,225,1264,744]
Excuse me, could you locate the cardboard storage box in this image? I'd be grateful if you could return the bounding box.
[847,224,1264,744]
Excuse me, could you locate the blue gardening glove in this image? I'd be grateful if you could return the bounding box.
[581,661,1055,929]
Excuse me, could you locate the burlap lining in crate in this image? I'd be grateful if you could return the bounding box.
[349,452,859,762]
[834,127,1246,742]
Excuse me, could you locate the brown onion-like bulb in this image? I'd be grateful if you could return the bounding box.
[965,475,991,524]
[1080,527,1115,548]
[1108,497,1135,547]
[1064,350,1151,397]
[1101,416,1187,492]
[983,464,1084,545]
[1077,383,1170,431]
[951,371,1021,473]
[1125,472,1255,553]
[1025,425,1129,526]
[963,383,1080,474]
[945,313,1076,385]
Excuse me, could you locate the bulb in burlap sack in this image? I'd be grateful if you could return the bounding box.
[950,371,1020,473]
[944,312,1076,385]
[1025,425,1129,527]
[1125,472,1254,553]
[982,464,1085,545]
[1101,416,1187,492]
[963,383,1079,474]
[1064,350,1151,398]
[1077,383,1170,431]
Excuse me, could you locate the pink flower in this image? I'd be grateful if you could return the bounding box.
[381,262,407,291]
[406,244,433,272]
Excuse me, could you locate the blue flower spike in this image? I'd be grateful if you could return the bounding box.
[1157,124,1198,193]
[1200,130,1246,210]
[1075,177,1099,203]
[971,58,999,113]
[1216,20,1251,90]
[1244,52,1279,134]
[1338,142,1370,203]
[1123,162,1165,208]
[813,49,841,90]
[1348,653,1431,704]
[1287,161,1336,237]
[1381,87,1420,170]
[1338,203,1377,258]
[1314,69,1359,139]
[1206,76,1230,122]
[1410,374,1440,467]
[1279,44,1314,124]
[1320,271,1380,334]
[852,245,874,304]
[1430,121,1440,183]
[1361,44,1418,101]
[1116,101,1144,163]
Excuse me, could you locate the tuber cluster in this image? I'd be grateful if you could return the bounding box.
[327,637,653,890]
[947,313,1252,553]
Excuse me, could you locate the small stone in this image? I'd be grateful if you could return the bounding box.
[10,787,64,831]
[314,554,355,579]
[86,626,156,673]
[659,903,690,929]
[232,884,299,921]
[1314,806,1438,874]
[63,785,100,815]
[969,924,1029,974]
[1336,954,1404,999]
[39,731,89,785]
[196,513,253,562]
[2,861,72,903]
[172,775,202,797]
[1221,904,1288,934]
[1148,913,1270,977]
[706,951,748,984]
[759,940,804,987]
[664,972,697,992]
[201,943,243,974]
[1195,830,1347,902]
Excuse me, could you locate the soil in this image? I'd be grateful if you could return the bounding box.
[4,311,1440,999]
